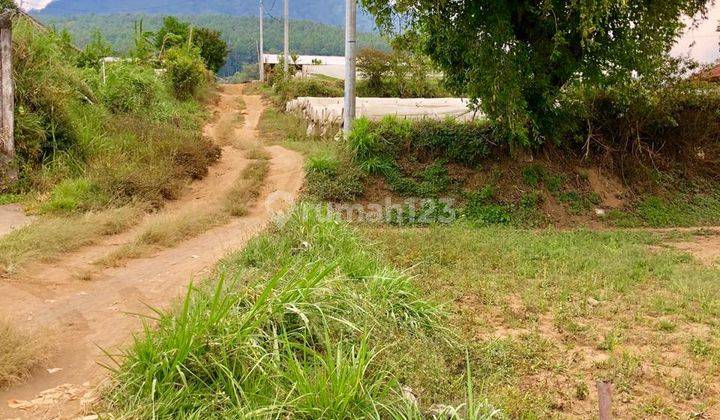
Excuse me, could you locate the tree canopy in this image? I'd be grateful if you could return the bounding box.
[361,0,711,147]
[155,16,228,73]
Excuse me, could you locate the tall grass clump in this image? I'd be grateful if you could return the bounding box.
[97,63,161,114]
[104,205,498,417]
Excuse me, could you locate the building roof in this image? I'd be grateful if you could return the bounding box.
[262,54,345,66]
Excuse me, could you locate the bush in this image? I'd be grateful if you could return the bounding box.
[561,80,720,182]
[164,47,207,99]
[346,116,499,198]
[91,116,220,206]
[356,48,448,98]
[272,76,344,103]
[12,20,95,171]
[99,63,161,113]
[305,153,365,202]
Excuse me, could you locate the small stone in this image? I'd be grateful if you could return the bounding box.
[594,208,607,217]
[46,368,63,374]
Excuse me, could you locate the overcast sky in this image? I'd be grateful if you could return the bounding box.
[16,0,720,65]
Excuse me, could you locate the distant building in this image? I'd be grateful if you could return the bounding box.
[694,63,720,82]
[262,54,346,80]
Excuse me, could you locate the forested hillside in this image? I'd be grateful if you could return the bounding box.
[37,14,388,76]
[35,0,377,31]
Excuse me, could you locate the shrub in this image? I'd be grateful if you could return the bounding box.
[12,20,95,171]
[91,116,220,206]
[272,76,344,102]
[164,47,206,99]
[346,116,499,198]
[305,153,365,202]
[99,63,161,113]
[356,48,448,98]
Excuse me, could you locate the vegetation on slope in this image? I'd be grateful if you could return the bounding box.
[0,17,218,272]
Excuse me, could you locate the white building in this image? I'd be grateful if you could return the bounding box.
[262,54,346,80]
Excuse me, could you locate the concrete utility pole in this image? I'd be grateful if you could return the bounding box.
[0,10,15,182]
[283,0,289,72]
[259,0,265,82]
[343,0,357,135]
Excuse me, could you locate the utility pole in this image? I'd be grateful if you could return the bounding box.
[343,0,357,136]
[0,9,15,182]
[283,0,289,72]
[259,0,264,82]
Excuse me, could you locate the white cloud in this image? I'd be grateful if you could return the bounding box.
[17,0,53,11]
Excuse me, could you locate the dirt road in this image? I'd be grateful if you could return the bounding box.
[0,205,32,238]
[0,85,304,419]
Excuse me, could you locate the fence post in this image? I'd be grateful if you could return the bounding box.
[0,10,15,183]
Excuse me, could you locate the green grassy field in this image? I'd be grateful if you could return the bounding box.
[366,225,720,417]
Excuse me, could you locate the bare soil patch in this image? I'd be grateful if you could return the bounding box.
[0,205,32,239]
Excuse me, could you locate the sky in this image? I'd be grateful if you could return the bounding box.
[15,0,720,65]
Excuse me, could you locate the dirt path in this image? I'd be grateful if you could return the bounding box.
[0,204,32,239]
[0,85,305,419]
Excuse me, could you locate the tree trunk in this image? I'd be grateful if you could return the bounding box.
[0,11,15,184]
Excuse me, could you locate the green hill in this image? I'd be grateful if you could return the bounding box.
[37,14,388,76]
[35,0,377,31]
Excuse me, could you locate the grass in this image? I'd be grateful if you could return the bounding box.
[365,224,720,418]
[0,320,49,387]
[214,96,247,147]
[224,159,270,217]
[102,205,502,418]
[0,205,143,274]
[97,209,230,268]
[97,156,271,268]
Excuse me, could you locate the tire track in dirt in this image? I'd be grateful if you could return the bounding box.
[0,85,305,419]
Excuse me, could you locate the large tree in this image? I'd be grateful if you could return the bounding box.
[361,0,711,147]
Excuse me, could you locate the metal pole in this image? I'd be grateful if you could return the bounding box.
[283,0,289,73]
[259,0,265,82]
[343,0,357,135]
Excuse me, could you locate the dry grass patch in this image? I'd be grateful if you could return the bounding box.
[0,320,49,387]
[224,159,270,217]
[97,155,270,267]
[0,205,144,274]
[97,209,230,267]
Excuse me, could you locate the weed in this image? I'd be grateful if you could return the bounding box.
[306,153,340,176]
[0,320,49,387]
[0,205,143,273]
[656,319,677,332]
[305,155,365,202]
[669,375,706,400]
[39,178,108,213]
[597,329,622,351]
[522,164,546,187]
[224,160,269,217]
[688,337,712,358]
